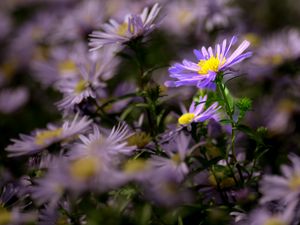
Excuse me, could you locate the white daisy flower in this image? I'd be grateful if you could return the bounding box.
[5,114,92,157]
[89,3,161,50]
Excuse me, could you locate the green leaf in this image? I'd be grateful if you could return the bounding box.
[236,124,263,145]
[219,119,232,125]
[224,86,235,111]
[236,97,252,112]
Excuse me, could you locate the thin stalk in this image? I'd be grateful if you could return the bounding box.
[216,80,237,161]
[216,76,244,186]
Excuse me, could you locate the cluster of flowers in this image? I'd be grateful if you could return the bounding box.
[1,0,300,224]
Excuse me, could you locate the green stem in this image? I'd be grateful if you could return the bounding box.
[129,42,160,149]
[216,75,244,186]
[100,92,138,109]
[216,79,237,161]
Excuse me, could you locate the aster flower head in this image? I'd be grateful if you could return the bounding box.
[178,95,220,126]
[89,3,161,50]
[0,87,29,114]
[70,123,136,166]
[245,201,297,225]
[55,55,108,111]
[165,36,252,89]
[150,133,192,182]
[260,153,300,205]
[5,114,92,157]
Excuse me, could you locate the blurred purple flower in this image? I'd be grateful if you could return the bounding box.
[150,132,192,182]
[89,3,161,50]
[0,87,29,114]
[6,114,91,157]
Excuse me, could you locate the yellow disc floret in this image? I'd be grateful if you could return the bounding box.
[198,56,225,75]
[263,217,286,225]
[0,206,11,225]
[178,113,195,125]
[35,128,63,146]
[288,173,300,190]
[58,60,77,74]
[69,156,100,181]
[117,22,128,36]
[127,132,151,148]
[123,159,149,174]
[171,153,182,165]
[74,80,88,93]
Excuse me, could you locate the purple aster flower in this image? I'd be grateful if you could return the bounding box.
[5,114,92,157]
[259,153,300,205]
[178,95,220,126]
[0,87,29,114]
[89,3,161,50]
[150,133,192,182]
[165,36,252,89]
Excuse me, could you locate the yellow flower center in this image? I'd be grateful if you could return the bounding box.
[117,22,129,36]
[74,80,88,93]
[271,54,283,65]
[288,173,300,190]
[35,128,63,146]
[127,132,151,148]
[177,10,193,25]
[0,206,11,225]
[117,21,134,36]
[178,113,195,125]
[123,159,149,174]
[198,56,225,75]
[263,217,286,225]
[171,153,181,165]
[69,156,100,181]
[58,60,77,74]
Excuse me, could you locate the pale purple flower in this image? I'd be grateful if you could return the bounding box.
[71,123,136,165]
[260,153,300,205]
[165,36,252,89]
[55,57,107,111]
[150,133,192,182]
[52,0,105,42]
[203,0,240,31]
[142,169,192,207]
[89,3,161,50]
[244,202,297,225]
[6,114,92,157]
[0,87,29,114]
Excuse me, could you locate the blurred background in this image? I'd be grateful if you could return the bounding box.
[1,0,300,176]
